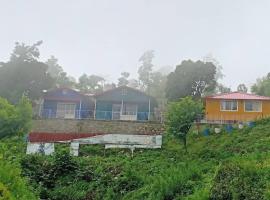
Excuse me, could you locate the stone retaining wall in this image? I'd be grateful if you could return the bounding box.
[32,119,165,135]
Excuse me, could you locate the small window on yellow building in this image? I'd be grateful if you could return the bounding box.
[244,101,262,112]
[220,100,238,111]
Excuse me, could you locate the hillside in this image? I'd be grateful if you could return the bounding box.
[1,119,270,199]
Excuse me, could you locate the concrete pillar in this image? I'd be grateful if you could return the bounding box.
[70,142,80,156]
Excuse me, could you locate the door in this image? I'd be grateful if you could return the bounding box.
[112,104,121,120]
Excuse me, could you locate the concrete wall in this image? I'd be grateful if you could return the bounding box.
[32,119,165,135]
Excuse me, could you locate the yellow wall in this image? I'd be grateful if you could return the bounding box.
[205,99,270,122]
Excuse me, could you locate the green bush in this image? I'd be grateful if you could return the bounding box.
[0,162,37,200]
[210,162,266,200]
[0,96,32,139]
[0,182,11,200]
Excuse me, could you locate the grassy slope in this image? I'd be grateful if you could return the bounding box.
[2,119,270,199]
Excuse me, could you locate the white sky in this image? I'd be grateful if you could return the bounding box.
[1,0,270,90]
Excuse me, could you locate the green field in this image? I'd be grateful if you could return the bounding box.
[1,119,270,200]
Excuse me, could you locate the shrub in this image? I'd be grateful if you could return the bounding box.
[210,162,266,200]
[0,162,37,200]
[0,96,32,139]
[0,182,12,200]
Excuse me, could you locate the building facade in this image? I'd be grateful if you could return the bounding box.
[39,86,157,121]
[205,92,270,123]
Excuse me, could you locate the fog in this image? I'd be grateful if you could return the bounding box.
[1,0,270,89]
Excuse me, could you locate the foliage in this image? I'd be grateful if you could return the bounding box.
[0,162,37,200]
[251,72,270,96]
[10,41,42,62]
[166,60,217,100]
[118,72,130,87]
[237,83,248,93]
[0,42,54,102]
[76,73,105,93]
[216,83,231,94]
[138,50,155,92]
[166,97,203,151]
[0,96,32,139]
[46,55,64,78]
[3,116,270,200]
[210,162,267,200]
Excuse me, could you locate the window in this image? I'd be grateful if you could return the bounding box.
[56,103,76,118]
[245,101,262,112]
[220,100,238,111]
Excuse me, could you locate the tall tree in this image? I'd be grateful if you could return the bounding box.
[0,42,54,102]
[237,84,248,93]
[46,55,63,78]
[166,60,217,100]
[138,50,155,92]
[251,73,270,96]
[118,72,130,86]
[45,56,76,88]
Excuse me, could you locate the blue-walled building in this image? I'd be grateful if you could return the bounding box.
[40,86,157,121]
[95,86,156,121]
[41,88,94,119]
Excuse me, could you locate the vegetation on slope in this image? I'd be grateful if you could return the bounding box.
[3,117,268,200]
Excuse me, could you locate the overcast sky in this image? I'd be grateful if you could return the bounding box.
[1,0,270,90]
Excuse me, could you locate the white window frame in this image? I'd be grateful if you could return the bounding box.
[220,100,238,112]
[244,100,262,112]
[56,103,76,119]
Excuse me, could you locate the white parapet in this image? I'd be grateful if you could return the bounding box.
[26,134,162,156]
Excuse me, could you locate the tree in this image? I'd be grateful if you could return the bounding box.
[166,97,203,152]
[0,42,55,102]
[149,72,167,108]
[251,73,270,96]
[118,72,130,86]
[166,60,217,100]
[237,84,248,93]
[216,84,231,94]
[138,50,155,92]
[46,55,63,78]
[10,41,42,62]
[76,74,105,93]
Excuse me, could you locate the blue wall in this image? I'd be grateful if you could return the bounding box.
[42,89,94,119]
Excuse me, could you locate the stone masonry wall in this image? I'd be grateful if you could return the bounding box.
[32,119,165,135]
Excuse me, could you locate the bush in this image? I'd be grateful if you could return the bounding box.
[210,162,266,200]
[0,162,37,200]
[0,182,12,200]
[0,96,32,139]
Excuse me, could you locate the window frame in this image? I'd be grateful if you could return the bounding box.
[244,100,262,112]
[220,100,238,112]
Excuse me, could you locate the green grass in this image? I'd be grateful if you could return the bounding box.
[2,119,270,199]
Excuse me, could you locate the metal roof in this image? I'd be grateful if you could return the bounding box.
[205,92,270,100]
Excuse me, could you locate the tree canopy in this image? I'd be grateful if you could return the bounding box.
[76,74,105,93]
[166,60,217,100]
[251,73,270,96]
[237,84,248,93]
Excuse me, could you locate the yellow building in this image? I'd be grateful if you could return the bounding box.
[205,92,270,123]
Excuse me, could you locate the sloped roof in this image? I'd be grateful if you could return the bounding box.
[28,132,104,143]
[95,86,150,97]
[205,92,270,100]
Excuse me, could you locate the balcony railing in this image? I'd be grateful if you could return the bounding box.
[37,109,162,122]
